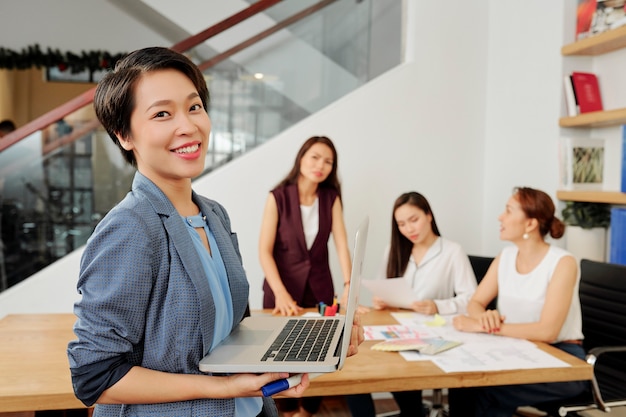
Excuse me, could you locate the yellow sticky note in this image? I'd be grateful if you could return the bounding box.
[425,314,446,327]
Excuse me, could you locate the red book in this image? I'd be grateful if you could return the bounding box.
[571,72,603,113]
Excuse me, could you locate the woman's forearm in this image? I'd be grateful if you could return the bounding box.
[98,367,232,404]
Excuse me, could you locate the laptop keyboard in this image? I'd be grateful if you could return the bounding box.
[261,318,340,362]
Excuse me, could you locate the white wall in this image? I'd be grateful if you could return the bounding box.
[1,1,588,316]
[0,0,171,52]
[193,54,489,309]
[481,1,567,255]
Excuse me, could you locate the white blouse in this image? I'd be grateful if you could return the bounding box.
[378,237,477,314]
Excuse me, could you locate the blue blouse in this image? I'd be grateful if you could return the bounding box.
[183,213,261,417]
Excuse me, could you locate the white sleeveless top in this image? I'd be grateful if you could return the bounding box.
[497,245,583,343]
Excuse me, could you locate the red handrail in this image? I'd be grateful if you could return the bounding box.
[171,0,282,53]
[0,0,283,154]
[198,0,337,71]
[0,88,96,153]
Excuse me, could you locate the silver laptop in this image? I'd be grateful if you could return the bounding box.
[199,216,368,373]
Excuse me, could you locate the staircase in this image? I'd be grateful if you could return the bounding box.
[0,0,402,297]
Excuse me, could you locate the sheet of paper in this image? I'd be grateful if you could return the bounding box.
[379,311,571,372]
[361,278,417,309]
[398,350,433,361]
[391,312,454,327]
[429,342,571,372]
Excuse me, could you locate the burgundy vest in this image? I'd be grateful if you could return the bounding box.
[262,184,339,308]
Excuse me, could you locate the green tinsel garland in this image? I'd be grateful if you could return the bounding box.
[0,44,127,73]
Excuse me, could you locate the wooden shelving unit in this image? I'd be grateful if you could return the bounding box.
[562,24,626,56]
[559,107,626,128]
[558,26,626,205]
[556,190,626,205]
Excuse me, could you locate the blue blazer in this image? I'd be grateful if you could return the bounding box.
[68,172,273,417]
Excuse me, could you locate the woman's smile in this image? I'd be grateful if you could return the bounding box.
[172,142,202,159]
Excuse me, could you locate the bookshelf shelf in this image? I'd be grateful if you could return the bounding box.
[559,107,626,128]
[562,24,626,56]
[557,190,626,205]
[560,25,626,209]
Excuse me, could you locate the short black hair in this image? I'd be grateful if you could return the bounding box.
[93,47,209,167]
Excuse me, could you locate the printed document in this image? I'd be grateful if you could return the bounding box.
[361,278,417,309]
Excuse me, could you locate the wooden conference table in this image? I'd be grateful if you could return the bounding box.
[0,310,592,413]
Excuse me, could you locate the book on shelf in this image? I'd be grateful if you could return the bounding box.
[370,337,462,355]
[590,0,626,35]
[608,125,626,265]
[621,126,626,192]
[610,207,626,266]
[563,75,579,117]
[576,0,598,40]
[577,0,626,39]
[571,72,603,113]
[559,137,606,190]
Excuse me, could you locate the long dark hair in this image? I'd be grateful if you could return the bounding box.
[276,136,342,198]
[387,192,441,278]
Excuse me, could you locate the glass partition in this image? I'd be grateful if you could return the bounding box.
[0,0,401,291]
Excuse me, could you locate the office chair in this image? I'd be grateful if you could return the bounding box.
[468,254,493,283]
[544,259,626,416]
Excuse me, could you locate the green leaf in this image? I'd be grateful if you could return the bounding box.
[561,201,611,229]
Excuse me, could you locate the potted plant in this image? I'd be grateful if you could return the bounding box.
[561,201,611,262]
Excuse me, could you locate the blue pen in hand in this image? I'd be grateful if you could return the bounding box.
[261,373,323,397]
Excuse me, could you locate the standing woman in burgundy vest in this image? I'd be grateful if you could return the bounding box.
[259,136,352,417]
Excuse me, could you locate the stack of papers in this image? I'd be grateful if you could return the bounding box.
[371,337,462,355]
[363,312,572,373]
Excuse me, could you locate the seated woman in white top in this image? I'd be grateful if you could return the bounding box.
[348,191,477,417]
[374,192,477,315]
[451,187,588,417]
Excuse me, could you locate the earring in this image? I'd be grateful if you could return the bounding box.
[523,233,529,240]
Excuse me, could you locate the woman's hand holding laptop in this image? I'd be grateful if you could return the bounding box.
[348,312,365,357]
[259,312,365,397]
